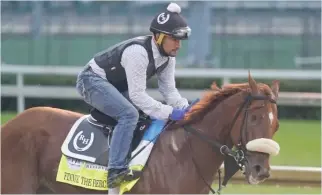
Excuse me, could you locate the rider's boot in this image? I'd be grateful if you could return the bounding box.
[107,167,141,188]
[107,168,130,188]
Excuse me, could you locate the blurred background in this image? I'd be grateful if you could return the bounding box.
[1,1,321,68]
[1,1,321,194]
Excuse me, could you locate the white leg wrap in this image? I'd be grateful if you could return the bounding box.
[246,138,280,156]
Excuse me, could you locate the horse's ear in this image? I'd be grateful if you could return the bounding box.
[248,70,259,94]
[271,80,280,101]
[211,82,220,91]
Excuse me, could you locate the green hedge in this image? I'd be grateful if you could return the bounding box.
[2,34,320,69]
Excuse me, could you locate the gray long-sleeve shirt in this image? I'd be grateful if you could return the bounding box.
[90,38,189,120]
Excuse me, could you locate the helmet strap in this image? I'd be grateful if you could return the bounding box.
[154,33,170,57]
[156,33,165,45]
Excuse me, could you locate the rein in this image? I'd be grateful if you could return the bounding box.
[183,93,276,194]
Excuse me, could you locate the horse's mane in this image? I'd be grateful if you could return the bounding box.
[181,82,273,125]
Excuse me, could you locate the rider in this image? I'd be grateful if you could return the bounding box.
[76,2,193,188]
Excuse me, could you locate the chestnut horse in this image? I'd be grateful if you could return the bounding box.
[1,73,280,194]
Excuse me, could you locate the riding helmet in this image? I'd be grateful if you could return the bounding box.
[150,3,191,46]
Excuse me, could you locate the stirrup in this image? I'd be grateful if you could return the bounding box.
[123,169,142,181]
[107,169,142,188]
[107,169,129,188]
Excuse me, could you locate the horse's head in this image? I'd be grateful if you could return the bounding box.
[224,72,280,184]
[181,71,280,187]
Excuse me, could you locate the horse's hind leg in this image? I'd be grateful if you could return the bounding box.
[1,131,40,193]
[36,185,54,194]
[1,159,39,193]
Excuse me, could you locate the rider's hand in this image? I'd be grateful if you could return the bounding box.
[169,98,200,121]
[169,108,187,121]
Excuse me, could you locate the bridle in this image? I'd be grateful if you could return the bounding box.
[182,92,277,194]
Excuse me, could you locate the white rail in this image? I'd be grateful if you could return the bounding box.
[1,64,321,113]
[225,165,321,184]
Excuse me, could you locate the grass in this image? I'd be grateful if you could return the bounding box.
[1,112,17,125]
[270,120,321,167]
[214,182,321,194]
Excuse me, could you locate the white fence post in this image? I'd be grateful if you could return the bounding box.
[222,77,231,85]
[17,73,25,113]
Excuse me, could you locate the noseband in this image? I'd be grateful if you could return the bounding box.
[183,93,276,194]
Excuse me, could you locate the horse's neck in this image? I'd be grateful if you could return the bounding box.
[187,115,232,180]
[159,109,234,192]
[183,99,240,184]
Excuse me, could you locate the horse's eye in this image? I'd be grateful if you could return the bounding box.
[251,115,257,121]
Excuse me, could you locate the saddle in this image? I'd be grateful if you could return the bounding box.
[61,107,153,167]
[89,107,152,151]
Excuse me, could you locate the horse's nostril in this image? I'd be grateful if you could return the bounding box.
[254,165,261,173]
[253,164,270,179]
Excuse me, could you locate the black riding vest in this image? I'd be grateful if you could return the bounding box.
[93,35,169,92]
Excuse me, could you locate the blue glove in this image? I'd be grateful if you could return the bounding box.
[169,108,187,121]
[169,98,200,121]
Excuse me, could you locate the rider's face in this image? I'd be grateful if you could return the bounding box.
[160,35,181,56]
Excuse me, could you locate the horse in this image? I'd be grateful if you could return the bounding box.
[1,73,281,194]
